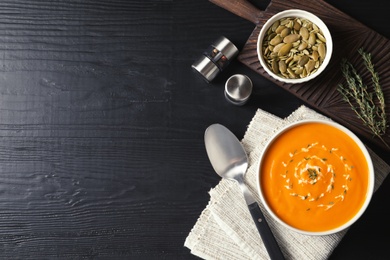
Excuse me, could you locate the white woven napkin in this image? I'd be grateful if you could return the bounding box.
[184,105,390,260]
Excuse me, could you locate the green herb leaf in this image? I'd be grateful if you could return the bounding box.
[338,48,388,148]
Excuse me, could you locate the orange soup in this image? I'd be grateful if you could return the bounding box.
[259,122,370,232]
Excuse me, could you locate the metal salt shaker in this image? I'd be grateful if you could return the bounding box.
[224,74,253,106]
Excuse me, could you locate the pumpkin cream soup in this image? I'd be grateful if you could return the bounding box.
[260,121,370,232]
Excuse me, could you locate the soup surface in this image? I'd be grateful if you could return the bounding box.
[260,122,370,232]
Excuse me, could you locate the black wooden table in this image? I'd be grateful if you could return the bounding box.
[0,0,389,259]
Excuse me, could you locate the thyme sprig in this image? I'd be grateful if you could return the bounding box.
[338,48,388,148]
[359,49,387,134]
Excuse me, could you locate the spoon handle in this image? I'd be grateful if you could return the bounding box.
[248,202,285,260]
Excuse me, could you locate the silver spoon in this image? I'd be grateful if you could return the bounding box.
[204,123,285,260]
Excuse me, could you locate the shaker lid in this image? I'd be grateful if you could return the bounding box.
[225,74,253,105]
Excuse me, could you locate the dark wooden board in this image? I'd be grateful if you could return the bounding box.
[211,0,390,151]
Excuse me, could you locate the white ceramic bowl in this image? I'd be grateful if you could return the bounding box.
[257,9,333,84]
[257,119,374,235]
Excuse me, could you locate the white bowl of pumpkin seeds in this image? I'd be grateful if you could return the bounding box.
[257,9,332,84]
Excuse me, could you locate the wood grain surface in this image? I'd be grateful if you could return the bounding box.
[0,1,260,258]
[0,0,388,259]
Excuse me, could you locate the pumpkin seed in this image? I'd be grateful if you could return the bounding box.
[292,41,300,47]
[278,60,287,73]
[270,35,283,45]
[280,19,290,26]
[280,28,291,38]
[294,67,304,75]
[271,21,279,32]
[305,60,316,73]
[283,34,300,43]
[298,41,308,51]
[285,56,294,64]
[278,43,293,56]
[299,27,309,40]
[275,25,285,34]
[267,32,276,41]
[298,55,310,66]
[317,33,326,42]
[318,43,326,59]
[311,50,319,61]
[308,32,316,45]
[301,68,308,78]
[293,20,301,31]
[271,59,279,73]
[287,68,297,78]
[273,42,284,53]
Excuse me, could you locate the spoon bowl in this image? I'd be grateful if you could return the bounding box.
[204,124,248,180]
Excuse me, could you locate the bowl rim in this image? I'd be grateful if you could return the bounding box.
[257,9,333,84]
[256,119,375,236]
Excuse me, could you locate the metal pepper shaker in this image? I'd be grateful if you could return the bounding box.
[192,36,239,82]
